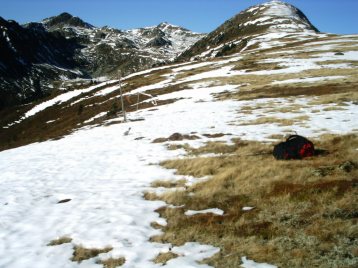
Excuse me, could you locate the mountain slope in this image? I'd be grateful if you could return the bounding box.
[177,0,319,61]
[0,17,85,109]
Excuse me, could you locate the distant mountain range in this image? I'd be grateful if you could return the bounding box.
[0,13,204,109]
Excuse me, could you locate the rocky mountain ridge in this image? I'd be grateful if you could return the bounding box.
[42,13,205,74]
[0,13,204,109]
[0,17,84,109]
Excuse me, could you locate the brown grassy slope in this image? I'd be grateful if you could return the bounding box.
[148,135,358,268]
[0,71,177,151]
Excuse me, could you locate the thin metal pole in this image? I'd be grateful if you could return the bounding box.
[136,92,140,111]
[118,72,127,122]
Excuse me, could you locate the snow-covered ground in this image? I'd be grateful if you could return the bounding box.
[1,69,357,267]
[0,84,233,268]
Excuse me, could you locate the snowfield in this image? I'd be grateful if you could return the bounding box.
[0,83,277,268]
[0,85,230,268]
[1,75,357,267]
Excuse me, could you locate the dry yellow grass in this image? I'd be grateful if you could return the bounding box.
[308,92,358,106]
[236,101,307,115]
[264,103,308,114]
[174,64,217,81]
[71,246,113,263]
[239,115,309,127]
[266,134,285,140]
[187,140,242,156]
[166,143,191,151]
[322,106,348,111]
[147,134,358,268]
[153,251,179,265]
[124,68,171,90]
[97,257,126,268]
[47,237,72,246]
[151,179,187,188]
[212,51,358,102]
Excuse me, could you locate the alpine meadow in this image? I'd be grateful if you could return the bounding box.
[0,1,357,267]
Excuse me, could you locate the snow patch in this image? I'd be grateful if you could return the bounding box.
[165,243,220,267]
[185,208,224,216]
[14,81,114,124]
[241,256,277,268]
[242,207,255,211]
[83,112,107,124]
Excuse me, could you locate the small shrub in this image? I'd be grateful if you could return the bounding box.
[107,102,120,117]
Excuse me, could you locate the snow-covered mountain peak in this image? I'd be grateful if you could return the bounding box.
[157,22,190,32]
[240,0,318,33]
[42,12,94,30]
[260,0,316,31]
[157,21,173,29]
[125,22,205,59]
[177,0,319,61]
[264,0,300,16]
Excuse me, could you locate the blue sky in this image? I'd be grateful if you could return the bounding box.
[1,0,357,34]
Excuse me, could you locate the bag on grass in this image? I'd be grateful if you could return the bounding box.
[273,135,315,160]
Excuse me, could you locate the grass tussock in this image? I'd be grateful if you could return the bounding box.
[97,257,126,268]
[47,237,72,246]
[153,251,179,265]
[71,246,113,263]
[143,191,162,201]
[149,134,358,268]
[151,179,187,188]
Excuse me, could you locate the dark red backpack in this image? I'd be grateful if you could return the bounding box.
[273,135,315,160]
